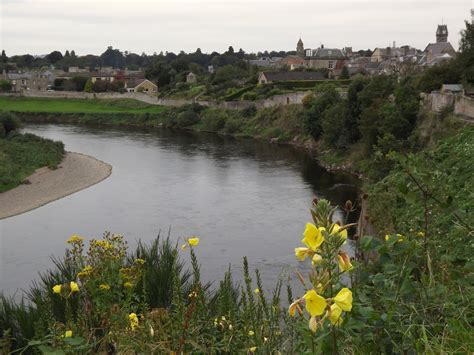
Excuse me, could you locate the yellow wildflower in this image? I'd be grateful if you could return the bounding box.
[134,258,145,265]
[254,288,260,294]
[99,284,111,290]
[64,330,73,338]
[67,234,84,244]
[129,313,139,331]
[149,325,155,337]
[52,284,62,294]
[70,281,79,293]
[385,235,390,241]
[180,244,188,251]
[124,282,133,289]
[303,289,327,317]
[333,288,352,312]
[309,315,318,333]
[294,247,313,261]
[311,253,323,266]
[249,347,257,353]
[188,237,200,246]
[338,252,353,272]
[302,223,325,251]
[330,224,348,240]
[417,231,425,238]
[288,299,302,317]
[328,304,343,326]
[248,330,255,336]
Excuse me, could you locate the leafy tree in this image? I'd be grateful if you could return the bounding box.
[0,112,21,135]
[70,76,89,91]
[321,101,351,149]
[303,84,340,139]
[100,46,125,68]
[64,50,70,57]
[340,66,350,79]
[1,50,7,63]
[415,62,461,93]
[0,80,12,92]
[84,79,93,93]
[46,51,63,64]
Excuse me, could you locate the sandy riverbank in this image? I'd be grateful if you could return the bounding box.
[0,152,112,220]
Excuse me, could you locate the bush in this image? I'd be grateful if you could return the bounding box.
[176,110,200,127]
[0,79,12,92]
[0,112,21,136]
[200,108,229,131]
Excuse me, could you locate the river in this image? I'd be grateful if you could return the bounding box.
[0,124,359,297]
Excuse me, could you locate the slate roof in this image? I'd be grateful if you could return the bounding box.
[308,48,346,59]
[261,71,325,82]
[423,42,455,56]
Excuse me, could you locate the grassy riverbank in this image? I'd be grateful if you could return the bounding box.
[0,97,166,114]
[0,132,65,192]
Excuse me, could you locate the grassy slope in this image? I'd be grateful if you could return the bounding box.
[0,134,65,192]
[0,97,165,114]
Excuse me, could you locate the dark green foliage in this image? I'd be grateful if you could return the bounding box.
[321,102,351,149]
[340,66,350,79]
[303,84,341,139]
[415,62,461,93]
[0,80,12,92]
[0,112,21,135]
[176,110,200,127]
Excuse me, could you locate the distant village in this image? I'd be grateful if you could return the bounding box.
[0,14,466,97]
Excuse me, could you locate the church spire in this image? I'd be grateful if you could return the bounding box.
[297,38,304,57]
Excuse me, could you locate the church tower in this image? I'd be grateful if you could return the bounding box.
[436,25,448,43]
[297,38,304,57]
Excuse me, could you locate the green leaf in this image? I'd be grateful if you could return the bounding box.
[63,337,85,346]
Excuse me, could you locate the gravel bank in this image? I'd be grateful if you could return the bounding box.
[0,152,112,220]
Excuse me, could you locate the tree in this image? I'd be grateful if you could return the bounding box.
[84,79,93,93]
[303,84,341,139]
[321,101,351,149]
[100,46,125,68]
[227,46,235,55]
[64,50,70,57]
[340,66,350,79]
[1,50,7,63]
[46,51,63,64]
[70,50,76,58]
[0,80,12,92]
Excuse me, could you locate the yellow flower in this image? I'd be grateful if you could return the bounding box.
[77,266,93,279]
[99,284,111,290]
[52,284,62,294]
[180,244,187,251]
[129,313,139,330]
[124,282,133,289]
[417,231,425,238]
[303,289,327,317]
[67,234,84,244]
[333,288,352,312]
[396,233,404,242]
[254,288,260,294]
[64,330,73,338]
[134,258,145,265]
[249,347,257,353]
[311,253,323,266]
[248,330,255,336]
[330,224,348,240]
[338,252,353,272]
[294,247,313,261]
[302,223,325,251]
[328,304,343,326]
[70,281,79,293]
[309,315,318,333]
[149,325,155,337]
[188,237,200,246]
[385,235,390,241]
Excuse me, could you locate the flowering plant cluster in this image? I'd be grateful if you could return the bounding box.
[288,198,355,350]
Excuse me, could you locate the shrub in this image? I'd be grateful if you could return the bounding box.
[200,108,229,131]
[0,112,21,136]
[176,110,199,127]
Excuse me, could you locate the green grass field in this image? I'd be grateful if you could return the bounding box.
[0,97,166,114]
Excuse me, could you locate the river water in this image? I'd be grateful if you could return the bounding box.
[0,124,359,297]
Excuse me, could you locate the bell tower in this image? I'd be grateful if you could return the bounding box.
[297,38,304,57]
[436,25,448,43]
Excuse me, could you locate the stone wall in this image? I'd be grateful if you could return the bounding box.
[0,90,312,111]
[426,91,474,119]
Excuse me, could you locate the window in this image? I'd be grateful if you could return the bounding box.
[328,61,334,69]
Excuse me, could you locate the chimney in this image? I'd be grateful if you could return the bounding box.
[393,41,396,48]
[321,44,324,49]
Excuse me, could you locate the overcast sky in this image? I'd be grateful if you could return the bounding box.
[0,0,472,56]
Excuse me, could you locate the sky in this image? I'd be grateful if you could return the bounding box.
[0,0,472,56]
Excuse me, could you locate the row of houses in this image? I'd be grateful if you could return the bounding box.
[251,24,457,77]
[1,67,158,94]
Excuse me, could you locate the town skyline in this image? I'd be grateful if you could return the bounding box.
[0,0,471,56]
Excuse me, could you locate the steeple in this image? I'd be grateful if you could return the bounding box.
[297,38,304,57]
[436,24,448,43]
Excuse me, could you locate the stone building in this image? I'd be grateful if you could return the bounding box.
[125,78,158,94]
[1,70,49,91]
[419,24,456,67]
[305,46,347,71]
[296,38,305,57]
